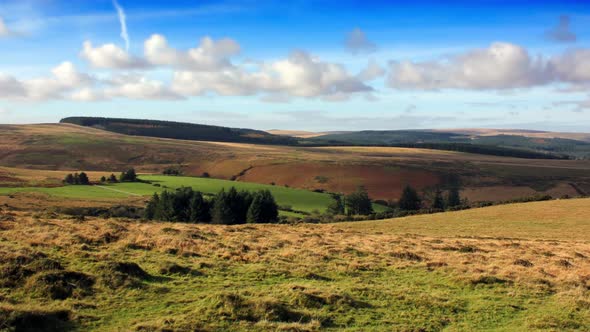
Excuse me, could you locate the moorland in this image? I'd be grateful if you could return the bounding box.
[1,118,590,331]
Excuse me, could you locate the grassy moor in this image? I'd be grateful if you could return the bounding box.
[1,1,590,331]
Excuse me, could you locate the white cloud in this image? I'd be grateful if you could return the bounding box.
[70,88,106,102]
[0,62,93,101]
[345,28,376,54]
[145,34,239,70]
[81,41,147,69]
[112,0,130,51]
[23,62,93,100]
[388,42,550,90]
[549,49,590,82]
[52,61,92,87]
[171,50,372,99]
[545,15,576,43]
[105,76,181,100]
[358,59,385,81]
[264,51,372,97]
[0,74,26,98]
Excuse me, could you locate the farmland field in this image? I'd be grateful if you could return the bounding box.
[0,174,388,214]
[1,199,589,331]
[2,124,590,203]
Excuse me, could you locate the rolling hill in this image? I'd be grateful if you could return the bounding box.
[60,117,297,145]
[2,123,590,203]
[1,198,588,331]
[308,130,590,159]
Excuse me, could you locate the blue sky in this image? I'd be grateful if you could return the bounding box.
[0,0,589,131]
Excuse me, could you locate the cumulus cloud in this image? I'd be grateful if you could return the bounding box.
[549,49,590,82]
[345,28,376,54]
[145,34,239,70]
[0,74,26,98]
[113,0,130,51]
[545,15,576,43]
[70,88,106,102]
[171,50,372,99]
[388,42,550,90]
[0,62,93,101]
[105,75,181,100]
[358,59,385,81]
[23,62,93,100]
[81,41,147,69]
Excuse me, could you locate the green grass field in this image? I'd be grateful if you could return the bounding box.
[0,175,388,214]
[1,199,589,331]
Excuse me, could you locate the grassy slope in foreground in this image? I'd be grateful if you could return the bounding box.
[348,197,590,241]
[0,175,388,214]
[1,199,589,331]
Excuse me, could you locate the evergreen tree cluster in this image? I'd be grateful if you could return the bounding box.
[102,173,118,183]
[63,172,90,185]
[398,185,463,211]
[327,187,374,216]
[345,187,374,215]
[144,187,279,224]
[99,173,122,183]
[162,167,182,176]
[119,168,138,182]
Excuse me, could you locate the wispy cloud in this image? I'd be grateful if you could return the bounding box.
[113,0,129,51]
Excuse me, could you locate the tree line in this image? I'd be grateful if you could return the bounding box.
[64,168,139,185]
[144,187,279,224]
[60,117,297,146]
[325,185,463,217]
[63,172,90,185]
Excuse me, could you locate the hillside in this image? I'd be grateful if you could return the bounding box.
[2,124,590,203]
[310,130,590,159]
[1,198,589,331]
[436,128,590,143]
[60,117,297,145]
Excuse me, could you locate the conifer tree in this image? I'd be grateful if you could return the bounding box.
[432,188,445,210]
[327,194,345,215]
[446,187,462,208]
[399,185,422,211]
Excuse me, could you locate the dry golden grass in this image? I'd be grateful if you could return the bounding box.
[1,198,590,330]
[346,198,590,241]
[3,199,589,290]
[0,166,116,186]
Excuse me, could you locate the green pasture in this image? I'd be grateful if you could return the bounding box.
[0,175,388,214]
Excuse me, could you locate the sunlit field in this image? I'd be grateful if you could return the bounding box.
[1,199,589,330]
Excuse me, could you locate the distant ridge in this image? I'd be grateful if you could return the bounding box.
[60,117,297,145]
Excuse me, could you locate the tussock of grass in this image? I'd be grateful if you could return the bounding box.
[26,271,95,300]
[99,262,150,289]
